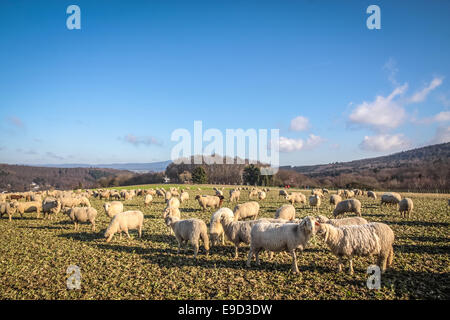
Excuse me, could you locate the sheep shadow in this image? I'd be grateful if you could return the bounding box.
[94,243,148,255]
[18,225,67,231]
[58,231,105,242]
[393,244,450,254]
[385,220,449,228]
[404,236,450,243]
[363,213,386,218]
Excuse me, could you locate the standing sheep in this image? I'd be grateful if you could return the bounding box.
[285,192,307,206]
[42,198,61,220]
[0,202,17,221]
[329,194,342,209]
[103,201,124,218]
[398,198,414,218]
[144,194,153,207]
[316,215,368,227]
[274,204,296,221]
[105,210,144,242]
[64,207,98,231]
[180,192,189,203]
[333,199,362,217]
[233,201,260,220]
[380,192,401,207]
[367,191,377,199]
[246,216,317,273]
[165,215,209,258]
[309,194,321,212]
[11,201,42,218]
[209,207,234,246]
[279,190,288,198]
[315,222,395,274]
[229,190,241,202]
[195,195,224,211]
[257,191,267,201]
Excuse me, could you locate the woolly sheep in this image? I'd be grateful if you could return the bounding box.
[279,190,288,198]
[42,198,61,220]
[285,192,307,206]
[11,200,42,218]
[165,191,172,201]
[381,192,401,206]
[246,216,317,273]
[258,191,266,201]
[333,199,362,217]
[309,194,321,212]
[144,194,153,207]
[105,210,144,242]
[180,192,189,203]
[209,207,234,246]
[103,201,124,218]
[274,204,296,221]
[367,191,377,199]
[195,195,224,211]
[343,190,355,199]
[165,215,209,258]
[316,222,394,274]
[316,215,368,227]
[329,194,342,208]
[229,190,241,202]
[166,197,180,209]
[156,189,165,197]
[0,202,16,221]
[233,201,260,220]
[64,207,98,231]
[399,198,414,218]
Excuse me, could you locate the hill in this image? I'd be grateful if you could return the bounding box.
[39,160,172,173]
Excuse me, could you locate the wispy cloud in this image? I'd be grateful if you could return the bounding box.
[7,116,24,128]
[428,126,450,145]
[45,152,65,161]
[359,134,409,152]
[383,57,399,86]
[409,76,443,103]
[122,134,163,147]
[289,116,310,131]
[413,111,450,124]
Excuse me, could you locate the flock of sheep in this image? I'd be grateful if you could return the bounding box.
[0,185,419,276]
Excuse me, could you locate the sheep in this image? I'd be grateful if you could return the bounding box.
[333,199,362,217]
[309,194,321,212]
[156,189,165,197]
[337,189,344,196]
[399,198,414,218]
[233,201,260,220]
[103,201,124,218]
[11,201,42,218]
[63,207,98,231]
[246,216,317,273]
[163,206,181,220]
[179,191,189,203]
[249,189,259,198]
[99,190,111,200]
[311,189,324,198]
[195,195,224,211]
[315,222,395,274]
[144,194,153,207]
[170,189,180,197]
[274,204,296,221]
[0,202,16,221]
[343,190,355,199]
[104,210,144,242]
[146,189,157,196]
[215,189,224,197]
[322,188,329,195]
[380,192,401,207]
[329,194,342,208]
[285,192,307,206]
[209,207,235,246]
[165,215,209,258]
[257,191,266,201]
[78,196,91,207]
[229,190,241,202]
[42,198,61,220]
[110,191,121,200]
[166,197,180,209]
[367,191,377,199]
[316,215,368,227]
[279,189,288,198]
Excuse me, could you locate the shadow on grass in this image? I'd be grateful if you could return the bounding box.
[394,244,450,254]
[18,225,67,231]
[385,220,449,228]
[398,236,450,243]
[58,231,105,241]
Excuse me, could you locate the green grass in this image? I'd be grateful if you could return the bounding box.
[0,187,449,299]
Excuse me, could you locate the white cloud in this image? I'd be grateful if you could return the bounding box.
[277,134,324,153]
[429,126,450,145]
[348,84,408,131]
[359,134,409,152]
[409,77,443,103]
[122,134,162,147]
[289,116,310,131]
[412,111,450,124]
[305,134,325,148]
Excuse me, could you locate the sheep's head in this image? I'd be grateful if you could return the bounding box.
[316,215,329,223]
[315,222,330,242]
[195,195,201,200]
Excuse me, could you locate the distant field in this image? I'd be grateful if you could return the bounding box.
[0,186,449,299]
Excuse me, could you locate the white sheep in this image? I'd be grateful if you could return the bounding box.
[209,207,234,246]
[42,198,61,220]
[316,222,395,274]
[104,210,144,242]
[285,192,307,206]
[144,194,153,207]
[0,202,16,222]
[180,192,189,203]
[64,207,98,231]
[166,197,180,209]
[398,198,414,218]
[279,189,288,198]
[309,194,321,212]
[233,201,260,220]
[367,191,377,199]
[257,191,267,201]
[103,201,124,218]
[380,192,401,206]
[11,200,42,218]
[165,215,209,258]
[333,199,362,217]
[246,216,317,273]
[195,195,224,211]
[316,215,368,227]
[274,204,296,221]
[329,194,342,208]
[229,190,241,202]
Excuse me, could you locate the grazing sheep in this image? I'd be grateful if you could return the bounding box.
[343,190,355,199]
[110,191,121,201]
[311,189,324,198]
[333,199,362,217]
[322,188,329,194]
[367,191,377,199]
[104,210,144,242]
[156,189,165,197]
[103,201,124,218]
[229,190,241,202]
[78,196,91,207]
[249,189,259,198]
[163,206,181,219]
[166,197,180,209]
[381,192,401,207]
[233,201,260,220]
[64,207,98,231]
[285,192,307,206]
[99,190,111,200]
[246,216,317,273]
[274,204,296,221]
[165,215,209,258]
[165,191,172,201]
[0,202,16,221]
[316,222,395,274]
[42,198,61,220]
[337,189,344,196]
[12,201,42,218]
[144,194,153,207]
[316,215,368,227]
[195,195,224,211]
[258,191,266,201]
[309,194,321,212]
[329,194,342,208]
[209,207,235,246]
[279,190,288,198]
[399,198,414,218]
[180,192,189,203]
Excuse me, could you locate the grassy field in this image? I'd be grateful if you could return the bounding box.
[0,186,449,300]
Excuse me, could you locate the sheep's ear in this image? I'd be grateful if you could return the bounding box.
[315,221,320,226]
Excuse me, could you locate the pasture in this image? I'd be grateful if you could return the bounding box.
[0,186,448,300]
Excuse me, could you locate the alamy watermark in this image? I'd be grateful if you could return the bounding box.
[170,121,280,175]
[366,265,381,289]
[66,265,81,290]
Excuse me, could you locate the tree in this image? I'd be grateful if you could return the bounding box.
[192,166,208,184]
[243,165,261,186]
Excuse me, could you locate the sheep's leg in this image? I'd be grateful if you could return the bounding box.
[255,249,261,266]
[234,243,239,259]
[348,259,354,275]
[246,249,253,267]
[8,214,12,222]
[387,247,394,268]
[337,257,343,272]
[377,254,388,273]
[221,233,225,246]
[125,229,131,239]
[193,243,199,259]
[291,250,299,274]
[138,225,142,238]
[91,221,96,232]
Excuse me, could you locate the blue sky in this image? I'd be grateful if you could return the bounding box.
[1,0,449,166]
